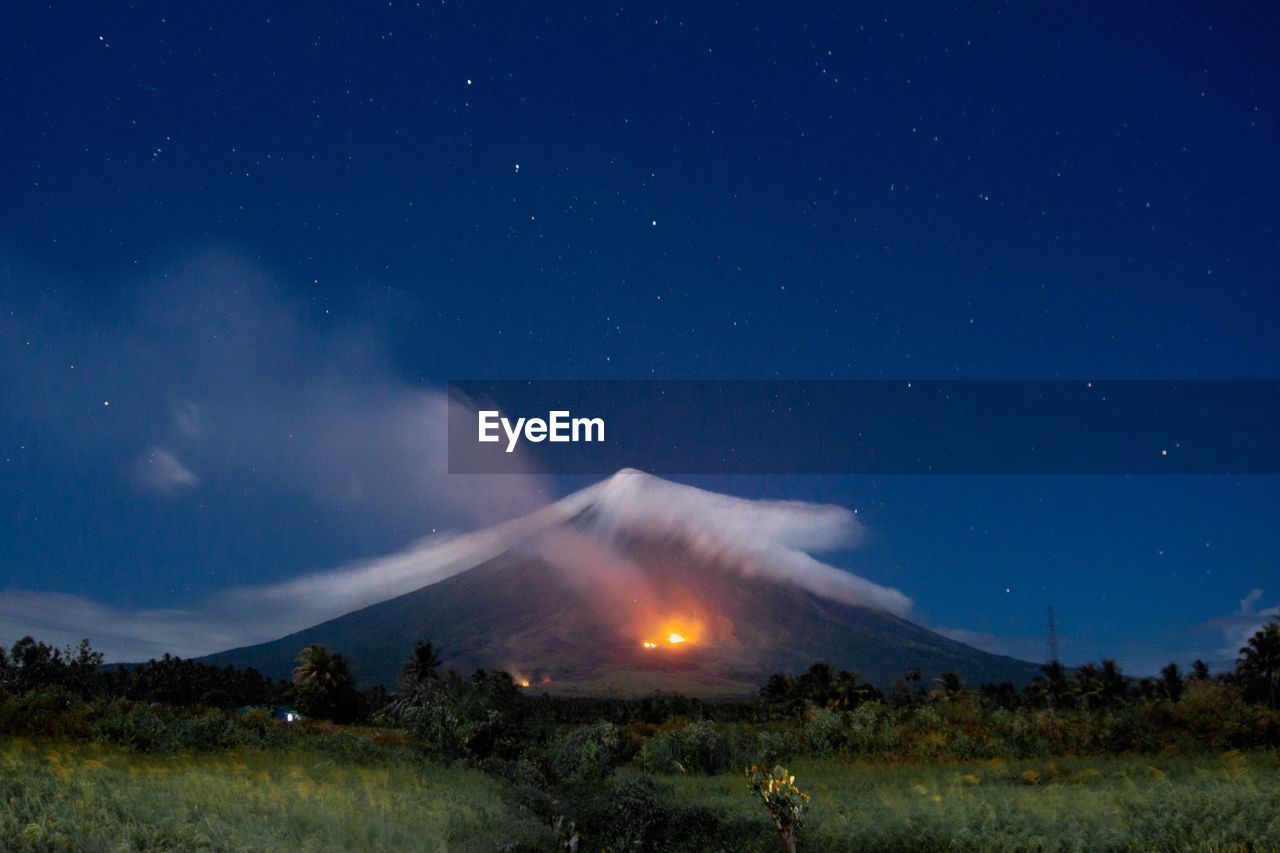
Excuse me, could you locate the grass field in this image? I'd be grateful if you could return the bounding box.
[0,738,525,851]
[3,737,1279,851]
[667,753,1280,852]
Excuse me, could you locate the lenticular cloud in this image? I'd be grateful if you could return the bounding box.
[0,469,911,661]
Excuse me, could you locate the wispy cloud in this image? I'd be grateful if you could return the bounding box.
[0,248,551,533]
[555,469,911,616]
[0,470,912,662]
[132,446,200,493]
[0,591,242,661]
[172,400,208,439]
[1202,588,1279,660]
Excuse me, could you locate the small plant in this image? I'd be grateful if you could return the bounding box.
[747,764,809,853]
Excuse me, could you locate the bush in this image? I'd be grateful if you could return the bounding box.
[569,773,753,853]
[543,722,627,785]
[0,687,91,738]
[639,719,738,774]
[88,704,249,752]
[802,707,844,756]
[755,728,800,764]
[845,702,898,757]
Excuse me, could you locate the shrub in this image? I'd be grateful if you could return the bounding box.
[845,702,898,757]
[0,687,91,738]
[802,707,844,757]
[755,729,800,764]
[543,722,627,785]
[638,719,736,774]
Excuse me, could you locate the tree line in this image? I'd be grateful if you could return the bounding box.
[2,615,1277,734]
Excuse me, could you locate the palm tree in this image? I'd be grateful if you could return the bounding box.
[761,673,800,718]
[832,669,869,709]
[1237,620,1280,709]
[1189,659,1211,681]
[401,641,443,689]
[932,671,966,702]
[1100,659,1128,706]
[292,644,351,690]
[1157,662,1184,702]
[798,662,835,706]
[1073,663,1103,709]
[292,644,357,722]
[1040,660,1072,708]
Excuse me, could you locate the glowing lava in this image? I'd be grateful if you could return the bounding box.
[641,632,690,649]
[517,678,530,687]
[639,615,704,650]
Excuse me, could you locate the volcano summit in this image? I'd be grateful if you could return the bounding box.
[200,471,1040,695]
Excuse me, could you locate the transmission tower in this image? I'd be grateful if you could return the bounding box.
[1046,606,1060,664]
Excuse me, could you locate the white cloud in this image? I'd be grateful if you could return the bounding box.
[133,447,199,493]
[173,400,207,439]
[559,469,911,615]
[1202,587,1280,659]
[1,248,551,531]
[0,591,242,661]
[0,470,912,661]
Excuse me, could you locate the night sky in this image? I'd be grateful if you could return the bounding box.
[2,2,1277,673]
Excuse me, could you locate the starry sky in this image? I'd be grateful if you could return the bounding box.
[1,2,1278,673]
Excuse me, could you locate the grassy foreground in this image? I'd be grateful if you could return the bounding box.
[666,753,1280,852]
[0,738,522,851]
[3,738,1279,851]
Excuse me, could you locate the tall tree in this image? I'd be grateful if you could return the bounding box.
[400,641,443,690]
[1158,662,1184,702]
[1237,620,1280,709]
[931,671,967,702]
[1073,663,1104,709]
[1100,659,1128,706]
[1039,660,1072,708]
[831,669,870,709]
[292,644,360,722]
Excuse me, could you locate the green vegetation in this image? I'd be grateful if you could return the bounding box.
[747,765,810,853]
[3,739,1277,851]
[0,738,520,851]
[4,619,1280,849]
[665,753,1280,852]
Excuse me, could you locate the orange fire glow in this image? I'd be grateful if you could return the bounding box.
[640,618,700,649]
[517,678,530,687]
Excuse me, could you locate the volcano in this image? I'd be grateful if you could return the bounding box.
[200,471,1041,695]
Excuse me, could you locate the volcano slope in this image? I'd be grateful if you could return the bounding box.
[200,471,1041,696]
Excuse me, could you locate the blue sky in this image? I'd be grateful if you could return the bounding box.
[2,2,1277,673]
